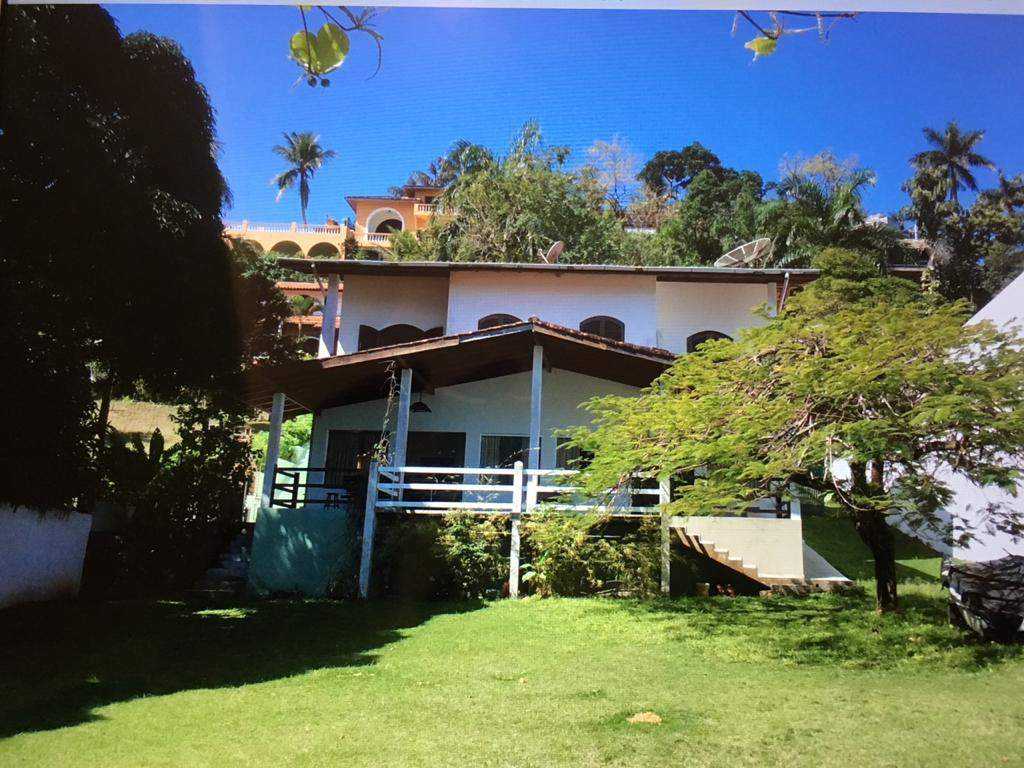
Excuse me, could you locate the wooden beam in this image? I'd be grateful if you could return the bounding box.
[659,477,671,596]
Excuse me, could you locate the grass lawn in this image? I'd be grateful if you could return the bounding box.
[2,520,1023,767]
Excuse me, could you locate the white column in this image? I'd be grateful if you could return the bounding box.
[318,273,340,358]
[392,367,413,470]
[528,345,543,471]
[509,460,523,599]
[260,392,286,508]
[659,477,671,596]
[358,461,380,598]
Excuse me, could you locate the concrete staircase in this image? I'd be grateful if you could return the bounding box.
[671,519,851,592]
[190,530,251,599]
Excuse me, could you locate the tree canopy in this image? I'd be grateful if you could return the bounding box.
[1,7,295,509]
[570,249,1024,611]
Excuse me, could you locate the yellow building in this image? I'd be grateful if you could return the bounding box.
[223,184,444,257]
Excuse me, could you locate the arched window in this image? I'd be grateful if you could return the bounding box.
[579,315,625,342]
[358,324,442,351]
[366,207,405,234]
[478,314,521,330]
[686,330,732,353]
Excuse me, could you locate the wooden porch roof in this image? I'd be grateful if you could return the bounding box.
[241,320,675,417]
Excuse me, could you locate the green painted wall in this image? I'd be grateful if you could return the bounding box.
[248,506,356,597]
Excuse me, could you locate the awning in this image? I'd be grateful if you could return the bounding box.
[241,320,676,417]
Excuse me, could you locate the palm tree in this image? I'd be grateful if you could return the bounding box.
[272,132,336,226]
[912,122,995,205]
[761,169,909,268]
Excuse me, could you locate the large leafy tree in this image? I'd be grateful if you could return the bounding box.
[637,142,722,198]
[421,123,625,264]
[654,167,765,264]
[273,131,336,226]
[571,250,1024,612]
[912,122,995,204]
[1,7,295,509]
[759,157,910,268]
[901,148,1024,306]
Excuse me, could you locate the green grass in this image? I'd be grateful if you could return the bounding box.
[802,512,943,582]
[2,587,1023,768]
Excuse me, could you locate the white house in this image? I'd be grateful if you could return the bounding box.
[245,259,907,597]
[944,271,1024,562]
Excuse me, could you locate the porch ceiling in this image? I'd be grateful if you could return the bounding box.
[241,321,675,417]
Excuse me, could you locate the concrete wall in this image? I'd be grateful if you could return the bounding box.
[655,281,776,354]
[309,368,638,478]
[336,274,450,354]
[445,272,660,348]
[0,506,92,609]
[673,516,805,580]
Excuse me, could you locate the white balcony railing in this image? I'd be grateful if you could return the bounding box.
[223,220,346,236]
[414,203,437,215]
[362,231,394,245]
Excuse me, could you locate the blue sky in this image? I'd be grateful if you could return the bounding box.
[108,5,1024,225]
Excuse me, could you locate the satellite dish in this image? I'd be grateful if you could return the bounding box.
[542,241,565,264]
[714,238,773,268]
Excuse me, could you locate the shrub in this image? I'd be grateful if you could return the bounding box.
[437,513,508,599]
[522,513,660,597]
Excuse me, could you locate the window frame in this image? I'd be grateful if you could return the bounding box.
[579,315,625,342]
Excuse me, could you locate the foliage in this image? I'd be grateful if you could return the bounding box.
[569,249,1024,611]
[1,7,243,509]
[637,142,722,198]
[758,163,911,268]
[655,166,765,264]
[114,397,254,592]
[900,156,1024,306]
[252,414,313,470]
[273,131,336,225]
[436,513,508,599]
[522,513,660,597]
[584,136,640,214]
[420,123,626,264]
[288,5,383,86]
[397,139,494,192]
[911,121,995,204]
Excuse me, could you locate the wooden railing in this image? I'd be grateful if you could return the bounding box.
[373,464,663,514]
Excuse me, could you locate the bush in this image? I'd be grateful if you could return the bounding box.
[437,513,508,599]
[522,513,660,597]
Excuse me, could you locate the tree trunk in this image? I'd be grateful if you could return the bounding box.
[96,373,115,442]
[854,509,899,612]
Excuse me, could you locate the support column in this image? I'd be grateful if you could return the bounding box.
[260,392,286,508]
[528,345,543,471]
[318,273,341,358]
[509,460,523,599]
[659,477,671,596]
[392,367,413,470]
[358,461,380,599]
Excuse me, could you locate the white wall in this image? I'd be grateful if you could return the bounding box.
[446,272,660,348]
[308,368,638,477]
[0,506,92,609]
[337,274,450,354]
[655,281,776,354]
[948,271,1024,562]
